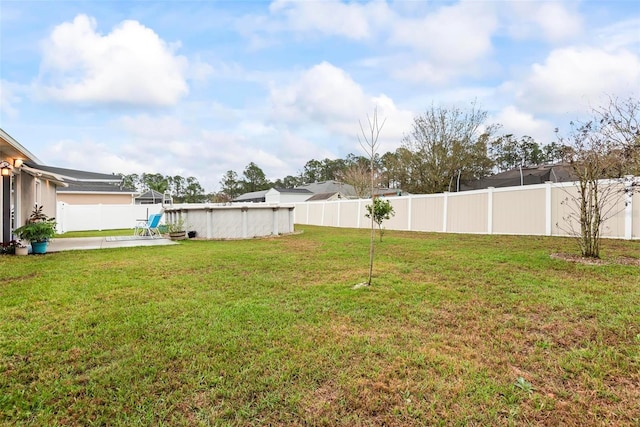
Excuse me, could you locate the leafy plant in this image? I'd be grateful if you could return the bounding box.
[514,377,534,394]
[14,221,57,242]
[365,197,395,241]
[166,217,186,233]
[14,205,57,242]
[0,240,20,255]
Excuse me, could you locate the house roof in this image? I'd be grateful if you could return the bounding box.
[23,162,121,183]
[273,188,313,194]
[233,190,268,202]
[295,181,356,197]
[136,190,165,200]
[305,192,344,201]
[462,163,576,191]
[58,181,136,194]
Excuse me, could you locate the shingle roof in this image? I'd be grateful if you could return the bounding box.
[136,190,165,201]
[274,188,312,194]
[295,181,356,197]
[58,181,136,193]
[305,192,340,201]
[233,190,268,202]
[24,161,121,182]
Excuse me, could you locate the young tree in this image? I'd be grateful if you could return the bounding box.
[365,197,395,241]
[556,96,639,258]
[357,108,386,287]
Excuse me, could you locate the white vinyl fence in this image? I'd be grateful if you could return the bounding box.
[56,202,163,233]
[294,180,640,240]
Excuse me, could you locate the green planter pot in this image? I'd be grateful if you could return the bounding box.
[31,241,49,254]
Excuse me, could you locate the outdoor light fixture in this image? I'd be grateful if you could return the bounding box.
[0,161,11,177]
[14,159,23,168]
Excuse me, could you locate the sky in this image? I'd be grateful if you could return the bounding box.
[1,0,639,193]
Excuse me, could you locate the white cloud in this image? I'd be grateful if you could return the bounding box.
[514,47,640,115]
[0,79,22,118]
[594,18,640,51]
[505,1,582,43]
[492,106,556,144]
[269,61,413,156]
[389,1,497,66]
[45,138,143,175]
[38,14,189,106]
[117,114,187,140]
[268,0,391,40]
[269,61,368,125]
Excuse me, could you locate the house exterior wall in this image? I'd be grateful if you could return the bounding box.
[265,189,312,204]
[16,172,57,225]
[58,193,134,205]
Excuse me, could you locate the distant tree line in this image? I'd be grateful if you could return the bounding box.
[118,97,639,206]
[117,173,207,203]
[217,101,575,200]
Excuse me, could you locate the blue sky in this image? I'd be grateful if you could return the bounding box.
[1,0,639,192]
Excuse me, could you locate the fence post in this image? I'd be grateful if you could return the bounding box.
[272,207,279,235]
[407,196,412,231]
[487,187,494,234]
[443,192,449,232]
[545,181,552,236]
[241,206,248,238]
[625,176,633,240]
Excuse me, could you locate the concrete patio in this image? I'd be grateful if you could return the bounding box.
[47,236,178,252]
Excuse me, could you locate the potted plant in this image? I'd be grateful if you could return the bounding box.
[1,240,19,255]
[166,217,187,240]
[15,242,28,256]
[14,206,57,254]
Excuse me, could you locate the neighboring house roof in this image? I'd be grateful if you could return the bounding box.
[295,181,357,197]
[23,161,121,183]
[136,190,165,202]
[233,190,269,202]
[305,192,346,201]
[373,188,407,197]
[58,181,136,194]
[273,188,313,195]
[462,163,576,191]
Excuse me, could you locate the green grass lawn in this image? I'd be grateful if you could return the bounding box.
[1,226,639,426]
[56,228,137,238]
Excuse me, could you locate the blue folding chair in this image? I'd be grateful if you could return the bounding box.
[134,212,163,238]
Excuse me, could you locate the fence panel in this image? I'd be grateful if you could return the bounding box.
[493,186,546,235]
[294,180,638,240]
[56,202,163,233]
